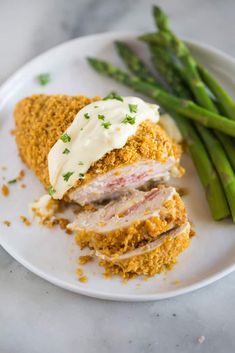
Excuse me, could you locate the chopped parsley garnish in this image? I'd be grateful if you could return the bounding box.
[78,161,84,165]
[80,128,84,131]
[128,104,138,113]
[48,185,56,196]
[98,114,105,121]
[84,113,90,119]
[60,132,71,143]
[122,115,136,125]
[8,179,17,184]
[102,121,112,129]
[38,73,50,86]
[103,91,123,102]
[78,173,85,179]
[94,105,99,108]
[63,172,74,182]
[62,148,70,154]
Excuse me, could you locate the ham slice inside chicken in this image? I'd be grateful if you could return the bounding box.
[69,158,181,205]
[68,186,180,233]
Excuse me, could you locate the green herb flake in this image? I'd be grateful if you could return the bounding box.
[63,172,74,182]
[78,161,84,165]
[62,148,70,155]
[98,114,105,121]
[78,173,85,179]
[103,91,123,102]
[84,113,90,119]
[122,115,136,125]
[8,179,17,185]
[38,73,50,86]
[48,185,56,196]
[94,105,99,108]
[80,128,84,131]
[101,121,112,129]
[128,104,138,113]
[60,132,71,143]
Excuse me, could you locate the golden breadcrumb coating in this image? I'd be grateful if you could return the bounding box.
[75,193,187,257]
[101,230,190,279]
[14,94,182,193]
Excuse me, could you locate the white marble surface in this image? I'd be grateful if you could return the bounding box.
[1,0,235,352]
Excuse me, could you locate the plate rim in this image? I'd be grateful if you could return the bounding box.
[1,30,235,302]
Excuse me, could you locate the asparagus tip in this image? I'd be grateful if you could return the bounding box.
[152,5,161,16]
[114,40,125,51]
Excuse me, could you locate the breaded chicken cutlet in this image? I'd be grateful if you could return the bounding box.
[14,94,183,205]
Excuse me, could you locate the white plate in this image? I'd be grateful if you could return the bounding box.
[1,32,235,302]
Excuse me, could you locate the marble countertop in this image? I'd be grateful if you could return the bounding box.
[1,0,235,352]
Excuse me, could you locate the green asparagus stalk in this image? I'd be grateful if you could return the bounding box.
[150,46,191,99]
[153,3,235,120]
[196,125,235,220]
[140,30,218,112]
[152,5,234,115]
[88,58,235,137]
[115,41,156,84]
[198,66,235,120]
[152,11,235,170]
[151,6,235,220]
[113,41,229,220]
[173,113,229,220]
[153,50,235,171]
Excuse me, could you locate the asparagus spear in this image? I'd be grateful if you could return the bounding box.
[196,125,235,221]
[153,5,235,117]
[198,66,235,120]
[151,6,235,220]
[115,41,156,84]
[173,113,229,220]
[114,41,229,220]
[150,46,192,99]
[140,30,218,112]
[152,17,235,173]
[88,57,230,219]
[153,5,235,120]
[152,49,235,170]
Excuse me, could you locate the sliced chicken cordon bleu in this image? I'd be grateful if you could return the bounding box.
[69,186,190,278]
[14,93,190,279]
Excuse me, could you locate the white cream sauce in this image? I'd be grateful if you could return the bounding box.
[48,96,159,199]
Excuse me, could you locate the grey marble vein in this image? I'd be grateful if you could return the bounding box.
[1,0,235,352]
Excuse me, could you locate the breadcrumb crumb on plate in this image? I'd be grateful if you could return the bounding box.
[20,216,31,226]
[1,184,9,197]
[3,220,11,227]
